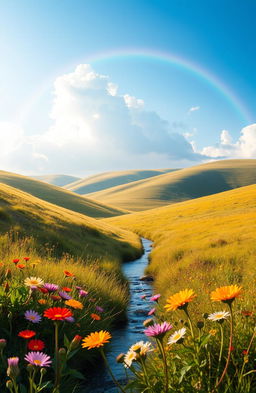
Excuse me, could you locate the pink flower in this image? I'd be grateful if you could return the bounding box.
[150,294,161,302]
[148,308,156,316]
[144,322,172,339]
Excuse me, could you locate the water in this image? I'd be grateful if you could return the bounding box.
[80,238,153,393]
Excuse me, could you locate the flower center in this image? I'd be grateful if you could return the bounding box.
[34,359,42,365]
[54,314,62,318]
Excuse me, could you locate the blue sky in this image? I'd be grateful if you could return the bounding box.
[0,0,255,175]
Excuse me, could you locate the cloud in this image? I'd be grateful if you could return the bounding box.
[201,124,256,158]
[0,64,203,175]
[188,106,200,114]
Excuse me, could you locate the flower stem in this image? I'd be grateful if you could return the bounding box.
[157,339,169,393]
[215,324,224,384]
[100,349,126,393]
[54,322,61,390]
[184,308,194,339]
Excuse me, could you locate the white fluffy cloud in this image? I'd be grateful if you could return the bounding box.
[201,124,256,158]
[0,64,202,175]
[188,106,200,114]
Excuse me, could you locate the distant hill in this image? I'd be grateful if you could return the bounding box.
[33,174,81,187]
[108,184,256,311]
[0,171,126,218]
[65,169,176,194]
[87,159,256,211]
[0,182,140,261]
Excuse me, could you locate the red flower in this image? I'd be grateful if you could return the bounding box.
[62,287,72,292]
[28,339,45,351]
[13,259,20,264]
[242,349,248,356]
[17,264,25,269]
[44,307,73,321]
[64,270,74,277]
[51,295,61,301]
[229,346,235,352]
[24,257,30,261]
[91,313,101,321]
[39,287,48,294]
[18,330,36,339]
[241,310,253,317]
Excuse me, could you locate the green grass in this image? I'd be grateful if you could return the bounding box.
[33,174,81,187]
[89,159,256,211]
[0,170,126,218]
[108,184,256,315]
[65,168,176,195]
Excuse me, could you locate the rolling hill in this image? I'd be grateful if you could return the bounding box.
[108,184,256,313]
[0,170,126,218]
[33,174,81,187]
[0,182,141,261]
[87,159,256,211]
[65,169,176,194]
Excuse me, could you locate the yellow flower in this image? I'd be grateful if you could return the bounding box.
[38,299,47,305]
[82,331,111,350]
[65,299,83,309]
[211,285,242,303]
[164,289,196,311]
[209,329,217,336]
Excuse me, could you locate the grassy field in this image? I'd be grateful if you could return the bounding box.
[0,170,126,218]
[33,174,81,187]
[89,159,256,211]
[65,168,176,195]
[108,184,256,315]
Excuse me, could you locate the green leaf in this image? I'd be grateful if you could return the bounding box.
[179,365,193,384]
[68,369,86,380]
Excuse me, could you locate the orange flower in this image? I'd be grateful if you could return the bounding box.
[82,331,111,349]
[65,299,83,309]
[164,289,196,311]
[18,330,36,339]
[0,262,4,267]
[51,295,61,301]
[44,307,73,321]
[241,310,253,317]
[91,313,101,321]
[17,264,25,269]
[62,287,72,292]
[64,270,74,277]
[211,285,242,303]
[38,299,47,305]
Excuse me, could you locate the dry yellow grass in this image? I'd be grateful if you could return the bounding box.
[89,159,256,211]
[108,184,256,315]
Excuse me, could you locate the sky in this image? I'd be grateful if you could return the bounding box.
[0,0,255,176]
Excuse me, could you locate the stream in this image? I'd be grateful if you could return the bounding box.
[81,238,153,393]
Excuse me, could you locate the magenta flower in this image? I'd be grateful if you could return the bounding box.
[58,291,72,300]
[150,294,161,302]
[24,352,51,367]
[148,308,156,316]
[25,310,42,323]
[7,357,20,379]
[79,289,88,297]
[144,322,172,339]
[43,283,59,292]
[96,306,104,313]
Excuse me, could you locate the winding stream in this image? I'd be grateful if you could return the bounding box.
[81,238,153,393]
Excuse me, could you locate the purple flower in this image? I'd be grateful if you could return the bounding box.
[150,294,161,302]
[24,352,51,367]
[148,308,156,316]
[43,283,59,292]
[25,310,42,323]
[58,291,72,300]
[65,316,75,323]
[79,289,88,298]
[95,306,104,313]
[144,322,172,339]
[7,357,20,379]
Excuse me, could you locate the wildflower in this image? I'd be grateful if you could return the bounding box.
[44,307,73,321]
[95,306,104,313]
[64,270,74,277]
[150,294,161,302]
[51,295,61,301]
[116,353,125,364]
[65,316,75,323]
[65,299,83,309]
[208,311,230,322]
[165,289,196,311]
[69,335,82,351]
[0,339,7,349]
[39,287,48,294]
[28,340,45,351]
[30,262,39,268]
[7,357,20,379]
[82,331,111,349]
[24,352,51,367]
[17,264,25,269]
[24,277,44,288]
[148,307,156,316]
[144,322,172,339]
[168,328,186,345]
[130,341,152,356]
[18,330,36,339]
[38,299,47,305]
[241,310,253,317]
[23,257,30,261]
[91,313,101,321]
[58,291,72,300]
[62,287,72,292]
[143,318,154,327]
[43,283,59,292]
[4,282,10,293]
[76,286,82,290]
[230,346,235,351]
[209,329,217,336]
[79,289,88,297]
[124,350,137,368]
[242,349,248,356]
[12,259,19,264]
[0,262,4,267]
[25,310,42,324]
[211,285,242,304]
[141,295,146,299]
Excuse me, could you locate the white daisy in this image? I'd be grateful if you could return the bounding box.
[124,350,137,368]
[168,327,186,345]
[208,311,230,322]
[24,277,44,288]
